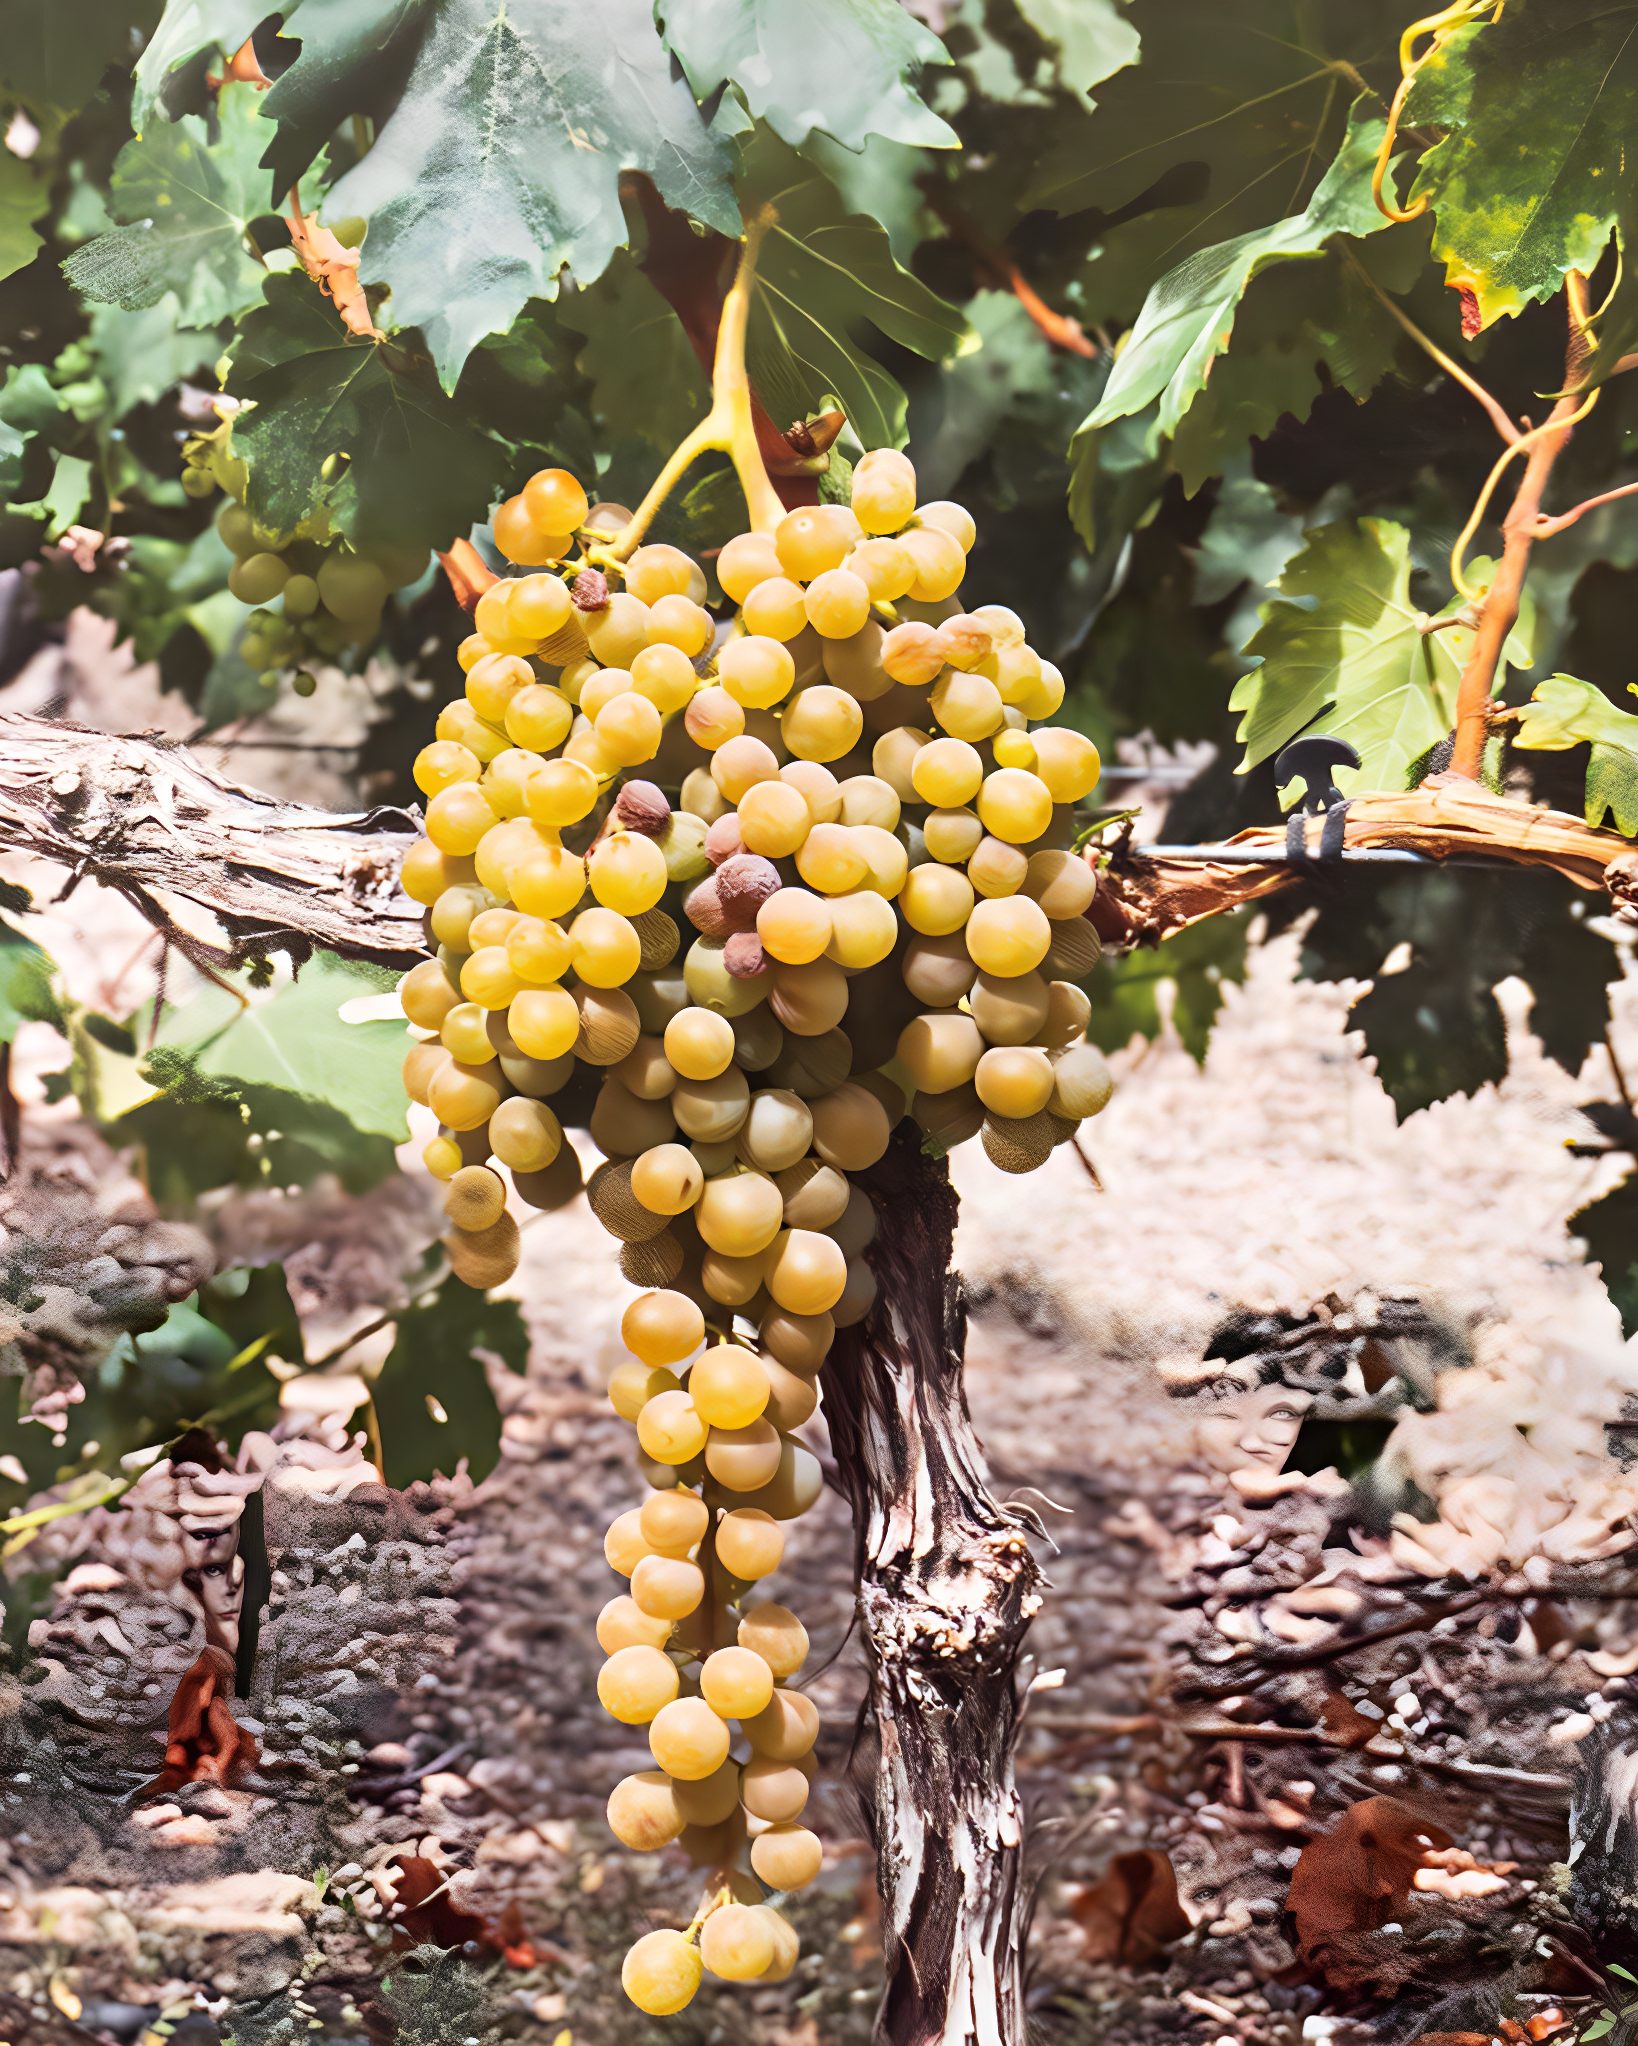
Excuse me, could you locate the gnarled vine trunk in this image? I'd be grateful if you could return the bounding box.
[826,1127,1043,2046]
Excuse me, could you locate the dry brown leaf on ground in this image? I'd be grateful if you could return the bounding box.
[1068,1848,1191,1964]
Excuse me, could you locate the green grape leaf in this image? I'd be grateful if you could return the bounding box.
[655,0,957,151]
[321,0,740,390]
[1,0,160,114]
[0,920,61,1040]
[87,297,222,417]
[1027,0,1402,320]
[131,0,265,127]
[1513,672,1638,835]
[1405,0,1638,334]
[1083,908,1251,1063]
[0,149,51,287]
[739,132,968,450]
[62,82,278,327]
[1230,521,1531,793]
[371,1269,527,1488]
[144,950,411,1141]
[557,253,710,456]
[226,275,508,553]
[915,289,1057,497]
[1086,104,1393,440]
[257,0,430,195]
[1013,0,1139,108]
[10,452,94,538]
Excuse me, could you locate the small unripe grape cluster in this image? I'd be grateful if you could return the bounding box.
[184,429,428,692]
[397,455,1114,1293]
[601,1288,821,2014]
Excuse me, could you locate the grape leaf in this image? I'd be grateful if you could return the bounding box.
[62,82,278,328]
[0,149,50,287]
[557,253,710,456]
[655,0,957,151]
[1513,672,1638,835]
[1230,521,1533,793]
[739,133,968,449]
[371,1269,527,1489]
[87,298,222,417]
[0,920,61,1040]
[0,0,160,114]
[1013,0,1140,109]
[130,0,264,127]
[320,0,740,391]
[257,0,430,196]
[1405,0,1638,334]
[1027,0,1402,318]
[226,275,508,552]
[1085,104,1392,441]
[1084,909,1250,1063]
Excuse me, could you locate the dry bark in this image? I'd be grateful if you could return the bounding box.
[825,1127,1043,2046]
[0,710,424,967]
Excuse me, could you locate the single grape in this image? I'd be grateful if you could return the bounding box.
[488,1096,562,1172]
[436,699,510,763]
[917,500,978,551]
[764,1228,847,1315]
[522,466,589,535]
[569,906,641,988]
[719,636,795,710]
[440,1002,497,1065]
[596,1643,679,1724]
[977,767,1053,845]
[700,1645,775,1719]
[696,1177,785,1261]
[808,1083,891,1170]
[825,889,897,969]
[622,1928,703,2015]
[597,1594,674,1652]
[630,1143,704,1216]
[647,591,712,656]
[629,640,697,713]
[965,895,1052,977]
[700,1903,775,1982]
[975,1045,1055,1118]
[736,780,811,859]
[648,1695,731,1779]
[737,1088,813,1172]
[804,567,871,640]
[506,573,572,641]
[685,685,746,752]
[1049,1041,1114,1119]
[492,495,565,566]
[744,1685,820,1760]
[845,536,916,601]
[673,1755,742,1826]
[400,841,476,907]
[930,668,1004,742]
[525,758,599,830]
[741,575,809,640]
[716,1506,784,1581]
[968,834,1029,898]
[585,591,651,667]
[901,526,965,602]
[756,887,832,965]
[630,1552,705,1619]
[1031,727,1101,803]
[970,969,1049,1046]
[899,863,976,937]
[425,783,499,855]
[605,1508,653,1576]
[741,1756,810,1823]
[607,1770,684,1851]
[638,1388,709,1465]
[718,531,784,602]
[910,736,983,809]
[229,552,290,605]
[835,774,901,830]
[775,505,849,581]
[793,822,868,895]
[664,1005,736,1081]
[414,740,482,797]
[622,1290,705,1367]
[871,725,929,801]
[638,1488,709,1557]
[506,914,573,985]
[401,957,460,1031]
[507,986,582,1060]
[880,620,946,686]
[317,551,389,623]
[624,542,695,604]
[705,1416,782,1490]
[781,684,862,764]
[589,829,668,915]
[752,1825,823,1891]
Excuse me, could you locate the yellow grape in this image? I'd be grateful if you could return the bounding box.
[425,783,498,855]
[711,733,781,803]
[630,1142,704,1215]
[594,691,663,767]
[739,1601,808,1678]
[696,1177,785,1260]
[825,889,898,969]
[414,740,481,796]
[563,718,623,782]
[804,567,871,640]
[977,766,1053,845]
[1018,658,1066,720]
[586,592,651,667]
[649,592,711,656]
[460,947,521,1009]
[898,1012,983,1097]
[1050,1041,1114,1118]
[880,619,946,686]
[526,757,599,826]
[935,613,994,669]
[752,1825,823,1891]
[918,500,978,551]
[973,603,1025,647]
[775,505,850,581]
[506,915,573,985]
[622,1929,702,2016]
[436,698,510,763]
[781,685,862,763]
[597,1644,679,1724]
[639,1488,709,1557]
[489,1096,562,1172]
[421,1132,463,1179]
[522,466,589,535]
[427,1058,503,1132]
[716,1507,784,1580]
[700,1646,775,1720]
[989,641,1042,707]
[794,822,868,894]
[782,759,843,823]
[737,780,811,858]
[638,1388,709,1464]
[493,496,567,567]
[836,774,900,829]
[975,1045,1055,1118]
[911,735,983,808]
[597,1594,674,1652]
[700,1903,775,1982]
[900,863,975,937]
[845,536,916,600]
[503,684,573,753]
[630,1553,705,1619]
[965,894,1052,977]
[930,667,1004,741]
[718,531,784,602]
[570,906,641,987]
[630,640,698,713]
[578,667,631,720]
[649,1696,731,1779]
[508,986,581,1059]
[401,957,460,1030]
[968,834,1029,898]
[757,887,832,965]
[401,841,476,906]
[481,748,541,818]
[719,635,795,709]
[624,542,695,604]
[506,573,573,641]
[622,1290,705,1367]
[872,725,928,800]
[765,1228,847,1315]
[440,1000,496,1063]
[665,1005,736,1081]
[1032,726,1101,802]
[473,586,539,657]
[429,882,490,951]
[467,904,523,948]
[852,457,916,532]
[474,816,558,899]
[589,830,668,915]
[403,1040,448,1106]
[852,823,908,898]
[605,1508,653,1576]
[608,1770,684,1852]
[741,575,809,640]
[705,1417,782,1490]
[1042,980,1093,1050]
[456,632,493,672]
[920,809,981,868]
[991,727,1037,771]
[901,525,965,603]
[684,684,745,751]
[509,846,585,923]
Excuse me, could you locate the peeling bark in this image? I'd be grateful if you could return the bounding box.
[0,711,424,966]
[826,1127,1043,2046]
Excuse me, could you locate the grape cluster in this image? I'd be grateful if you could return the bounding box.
[593,1285,821,2013]
[182,425,427,692]
[397,451,1114,1292]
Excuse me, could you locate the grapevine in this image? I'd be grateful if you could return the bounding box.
[394,218,1113,2011]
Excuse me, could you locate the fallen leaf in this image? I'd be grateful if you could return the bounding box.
[1285,1796,1452,1989]
[1070,1848,1191,1965]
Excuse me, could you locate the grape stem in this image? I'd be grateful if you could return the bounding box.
[599,209,787,561]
